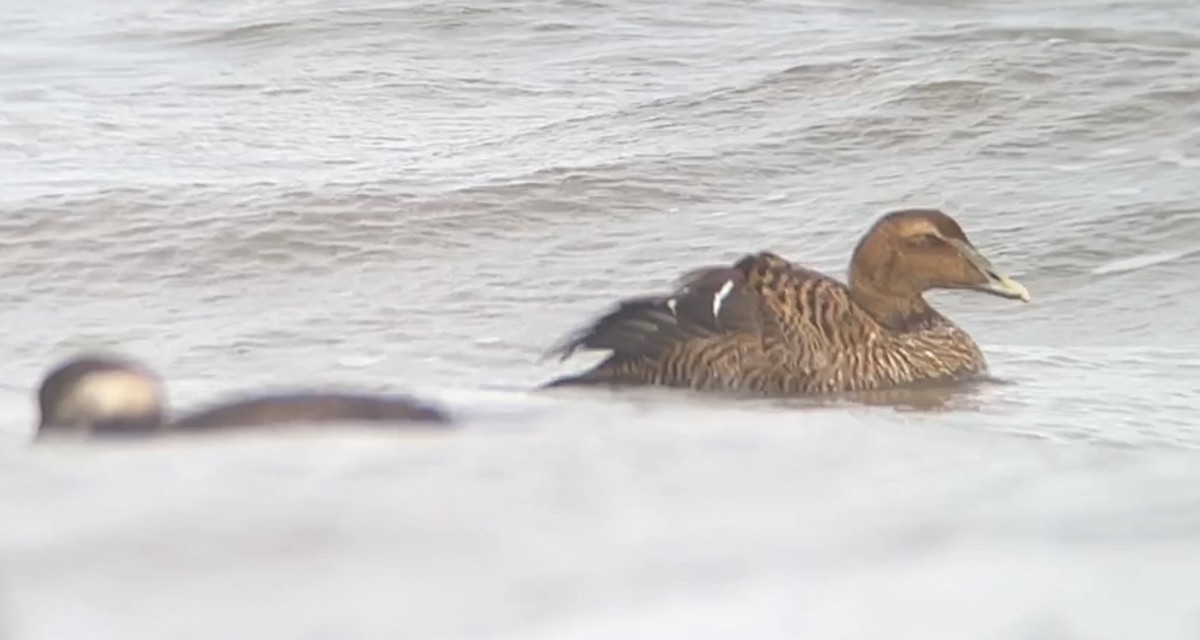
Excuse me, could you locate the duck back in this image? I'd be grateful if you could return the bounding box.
[170,392,451,430]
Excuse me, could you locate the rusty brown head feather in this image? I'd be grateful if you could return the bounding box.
[544,208,1029,396]
[849,209,1029,314]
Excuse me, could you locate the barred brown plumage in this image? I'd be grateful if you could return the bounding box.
[544,209,1030,395]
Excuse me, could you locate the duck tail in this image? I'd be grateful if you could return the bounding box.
[544,295,697,364]
[542,266,762,377]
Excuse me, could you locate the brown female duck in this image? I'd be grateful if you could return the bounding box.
[544,208,1030,395]
[35,353,451,439]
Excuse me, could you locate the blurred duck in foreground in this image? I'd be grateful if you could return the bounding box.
[545,208,1030,395]
[35,353,451,439]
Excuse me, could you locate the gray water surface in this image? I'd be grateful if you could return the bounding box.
[3,0,1200,638]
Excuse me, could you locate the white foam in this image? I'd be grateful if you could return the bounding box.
[1091,250,1190,275]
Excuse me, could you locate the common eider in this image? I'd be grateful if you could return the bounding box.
[35,353,451,438]
[544,208,1030,395]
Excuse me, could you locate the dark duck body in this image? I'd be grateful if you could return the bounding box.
[35,353,451,439]
[545,209,1030,395]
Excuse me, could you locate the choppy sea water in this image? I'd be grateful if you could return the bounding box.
[3,0,1200,638]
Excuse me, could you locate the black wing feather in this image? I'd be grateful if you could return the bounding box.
[546,262,764,364]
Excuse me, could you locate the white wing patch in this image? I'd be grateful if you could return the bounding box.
[712,279,735,321]
[666,297,678,317]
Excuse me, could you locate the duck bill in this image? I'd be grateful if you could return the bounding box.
[946,238,1031,303]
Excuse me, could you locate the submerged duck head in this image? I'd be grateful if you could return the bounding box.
[37,353,167,437]
[848,208,1030,306]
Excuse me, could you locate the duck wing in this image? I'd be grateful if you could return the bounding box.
[731,251,872,360]
[544,251,864,393]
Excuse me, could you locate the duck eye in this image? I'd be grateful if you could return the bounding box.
[915,232,941,245]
